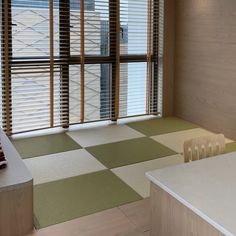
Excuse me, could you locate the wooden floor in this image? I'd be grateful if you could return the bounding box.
[27,198,150,236]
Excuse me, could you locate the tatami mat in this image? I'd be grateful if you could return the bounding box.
[13,116,235,231]
[34,170,142,229]
[24,149,106,185]
[127,117,198,136]
[13,133,81,159]
[226,142,236,153]
[86,137,177,169]
[112,155,184,198]
[151,128,233,153]
[67,124,145,147]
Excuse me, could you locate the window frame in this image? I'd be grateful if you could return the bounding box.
[1,0,160,135]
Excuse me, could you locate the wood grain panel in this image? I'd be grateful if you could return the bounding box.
[162,0,175,116]
[174,0,236,139]
[0,184,33,236]
[150,183,224,236]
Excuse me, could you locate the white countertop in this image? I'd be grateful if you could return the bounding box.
[0,129,32,192]
[146,152,236,236]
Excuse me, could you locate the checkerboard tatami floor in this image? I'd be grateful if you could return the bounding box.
[12,117,236,229]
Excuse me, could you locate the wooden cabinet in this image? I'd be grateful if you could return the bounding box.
[0,130,33,236]
[150,183,223,236]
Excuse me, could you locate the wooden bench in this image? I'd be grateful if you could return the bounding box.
[0,129,33,236]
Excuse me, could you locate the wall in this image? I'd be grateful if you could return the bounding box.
[174,0,236,139]
[162,0,175,116]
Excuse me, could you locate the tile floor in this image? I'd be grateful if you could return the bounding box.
[12,116,236,232]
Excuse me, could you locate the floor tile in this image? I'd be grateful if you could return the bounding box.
[28,208,139,236]
[34,170,142,229]
[151,128,233,154]
[127,117,198,136]
[112,155,183,198]
[119,198,150,233]
[226,142,236,153]
[24,149,106,185]
[86,137,177,169]
[12,133,81,159]
[67,124,145,147]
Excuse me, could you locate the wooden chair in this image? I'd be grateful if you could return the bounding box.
[184,134,225,163]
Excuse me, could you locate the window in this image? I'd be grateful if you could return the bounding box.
[1,0,162,135]
[12,0,95,10]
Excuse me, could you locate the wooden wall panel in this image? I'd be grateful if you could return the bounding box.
[162,0,175,116]
[150,183,224,236]
[0,185,33,236]
[174,0,236,139]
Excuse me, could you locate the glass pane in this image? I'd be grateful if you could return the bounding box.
[11,66,51,132]
[70,2,81,56]
[12,0,50,58]
[70,0,107,56]
[69,64,111,123]
[69,65,81,124]
[85,64,111,121]
[84,0,109,56]
[120,62,147,117]
[120,0,148,55]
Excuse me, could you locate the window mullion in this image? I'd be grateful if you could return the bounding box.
[80,0,85,123]
[49,0,54,127]
[146,0,152,114]
[59,0,70,128]
[110,0,120,121]
[151,0,159,114]
[2,0,12,136]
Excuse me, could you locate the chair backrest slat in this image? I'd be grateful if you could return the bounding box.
[184,134,225,163]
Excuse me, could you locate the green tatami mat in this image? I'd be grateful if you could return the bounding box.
[127,117,198,136]
[226,142,236,153]
[12,133,82,159]
[34,170,142,229]
[86,137,177,169]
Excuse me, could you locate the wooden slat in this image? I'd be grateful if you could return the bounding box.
[59,0,70,128]
[80,0,85,123]
[150,0,159,115]
[110,0,120,121]
[146,0,152,114]
[114,0,120,120]
[11,55,151,66]
[49,0,54,127]
[3,0,12,136]
[183,134,226,163]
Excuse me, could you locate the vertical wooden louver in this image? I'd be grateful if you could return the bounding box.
[79,0,85,123]
[146,0,152,114]
[0,0,160,135]
[49,0,54,127]
[110,0,120,121]
[59,0,70,128]
[2,0,12,135]
[151,0,160,114]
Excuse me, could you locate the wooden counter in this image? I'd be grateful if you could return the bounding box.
[146,152,236,236]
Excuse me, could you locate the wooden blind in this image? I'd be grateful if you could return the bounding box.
[0,0,161,135]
